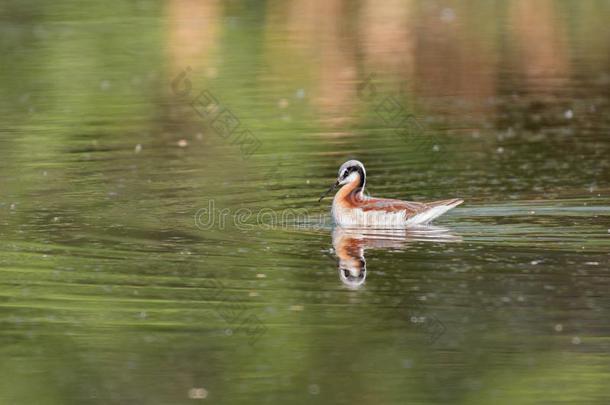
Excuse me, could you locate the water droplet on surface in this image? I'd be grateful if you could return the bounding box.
[402,359,413,369]
[188,388,208,399]
[440,8,455,22]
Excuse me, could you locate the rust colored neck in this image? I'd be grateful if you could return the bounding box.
[334,175,365,207]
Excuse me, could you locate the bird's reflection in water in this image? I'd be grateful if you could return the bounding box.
[332,226,461,289]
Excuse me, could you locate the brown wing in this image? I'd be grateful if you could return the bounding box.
[357,197,463,218]
[357,197,427,215]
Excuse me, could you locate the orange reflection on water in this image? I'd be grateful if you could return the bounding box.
[166,0,221,79]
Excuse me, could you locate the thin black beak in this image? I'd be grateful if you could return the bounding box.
[319,180,339,202]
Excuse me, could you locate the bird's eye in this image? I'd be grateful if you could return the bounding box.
[341,170,348,178]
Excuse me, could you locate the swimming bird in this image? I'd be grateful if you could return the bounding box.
[319,160,463,228]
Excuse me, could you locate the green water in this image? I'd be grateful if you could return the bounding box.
[1,1,609,404]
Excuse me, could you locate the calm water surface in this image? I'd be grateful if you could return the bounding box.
[1,1,609,404]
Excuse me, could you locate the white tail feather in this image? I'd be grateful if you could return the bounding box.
[405,200,463,226]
